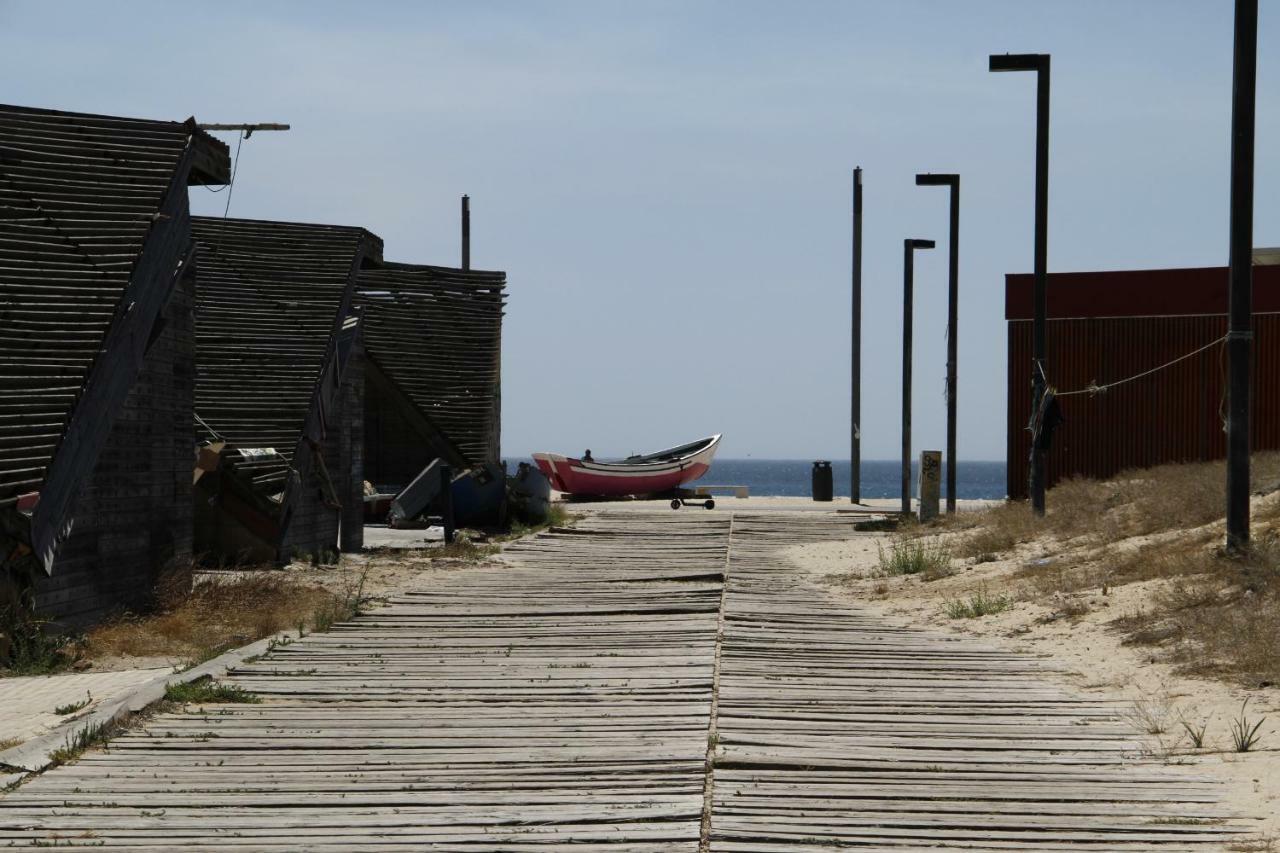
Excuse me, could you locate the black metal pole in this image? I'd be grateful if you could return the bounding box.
[902,239,935,515]
[461,194,471,271]
[916,173,960,514]
[851,167,863,505]
[1032,58,1050,517]
[902,241,912,516]
[1226,0,1257,552]
[990,53,1050,515]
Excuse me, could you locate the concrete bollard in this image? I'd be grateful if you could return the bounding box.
[918,451,942,522]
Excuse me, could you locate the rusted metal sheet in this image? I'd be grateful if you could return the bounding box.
[1006,266,1280,497]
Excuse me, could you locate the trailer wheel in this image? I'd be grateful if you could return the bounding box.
[670,499,681,510]
[705,499,716,510]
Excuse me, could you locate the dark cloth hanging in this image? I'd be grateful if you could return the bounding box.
[1027,389,1065,452]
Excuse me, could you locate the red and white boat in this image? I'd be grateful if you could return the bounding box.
[533,434,721,497]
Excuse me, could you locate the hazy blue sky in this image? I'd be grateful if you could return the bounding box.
[2,2,1275,461]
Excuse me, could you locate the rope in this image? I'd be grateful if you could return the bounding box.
[220,130,245,220]
[208,130,246,260]
[1054,334,1228,397]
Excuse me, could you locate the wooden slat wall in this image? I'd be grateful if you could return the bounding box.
[357,263,505,486]
[191,218,380,561]
[32,256,197,626]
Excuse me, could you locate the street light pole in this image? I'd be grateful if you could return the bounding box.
[990,52,1051,516]
[902,238,936,516]
[915,173,960,514]
[851,167,863,505]
[1226,0,1258,552]
[461,194,471,271]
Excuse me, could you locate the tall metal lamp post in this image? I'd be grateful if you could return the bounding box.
[461,194,471,270]
[1226,0,1257,551]
[902,238,936,515]
[851,167,863,504]
[989,52,1050,516]
[915,173,960,514]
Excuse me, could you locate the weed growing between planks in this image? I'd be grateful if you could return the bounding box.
[164,678,260,705]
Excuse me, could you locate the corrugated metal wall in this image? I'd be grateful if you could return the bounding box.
[1007,313,1280,498]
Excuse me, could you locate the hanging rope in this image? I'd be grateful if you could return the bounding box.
[1053,334,1228,397]
[207,130,247,260]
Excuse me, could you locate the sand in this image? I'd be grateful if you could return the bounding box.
[786,530,1280,842]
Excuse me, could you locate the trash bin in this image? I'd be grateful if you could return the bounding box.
[811,460,833,502]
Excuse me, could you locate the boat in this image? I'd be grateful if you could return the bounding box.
[532,434,721,497]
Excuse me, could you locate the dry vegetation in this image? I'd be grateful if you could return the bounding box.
[936,453,1280,688]
[83,571,356,667]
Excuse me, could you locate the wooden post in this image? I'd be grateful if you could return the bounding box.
[440,463,455,544]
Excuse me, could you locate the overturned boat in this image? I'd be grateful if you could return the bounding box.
[532,434,721,497]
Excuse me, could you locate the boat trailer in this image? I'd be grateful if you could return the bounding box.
[669,489,715,510]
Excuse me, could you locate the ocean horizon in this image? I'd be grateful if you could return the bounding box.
[514,457,1008,500]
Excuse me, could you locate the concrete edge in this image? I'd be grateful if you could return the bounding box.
[0,630,298,775]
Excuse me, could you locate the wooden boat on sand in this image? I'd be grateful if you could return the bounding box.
[532,434,721,497]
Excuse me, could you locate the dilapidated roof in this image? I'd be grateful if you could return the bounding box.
[357,263,506,467]
[0,104,229,511]
[192,217,381,497]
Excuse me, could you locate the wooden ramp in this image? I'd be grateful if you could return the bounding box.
[0,516,729,850]
[708,513,1247,851]
[0,511,1249,849]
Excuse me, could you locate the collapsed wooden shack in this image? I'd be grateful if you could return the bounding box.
[356,263,506,495]
[0,105,230,630]
[192,217,380,563]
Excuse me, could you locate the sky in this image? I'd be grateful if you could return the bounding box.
[2,1,1276,461]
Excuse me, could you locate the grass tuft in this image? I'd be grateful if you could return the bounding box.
[164,679,260,705]
[53,692,91,716]
[878,537,952,577]
[1229,699,1267,752]
[1180,718,1209,749]
[944,584,1012,619]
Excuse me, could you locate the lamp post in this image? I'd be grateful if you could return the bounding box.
[1226,0,1257,551]
[989,52,1050,515]
[851,167,863,505]
[915,173,960,514]
[902,238,936,515]
[461,194,471,270]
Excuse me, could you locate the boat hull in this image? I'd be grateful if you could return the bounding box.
[532,435,719,497]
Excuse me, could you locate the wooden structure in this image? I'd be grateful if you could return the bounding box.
[356,263,505,492]
[0,511,1245,848]
[191,217,379,563]
[0,105,229,627]
[1006,263,1280,498]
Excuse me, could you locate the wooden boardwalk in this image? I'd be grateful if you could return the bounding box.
[0,511,1249,849]
[709,513,1246,851]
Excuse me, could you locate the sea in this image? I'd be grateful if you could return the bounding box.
[699,459,1007,500]
[515,457,1008,500]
